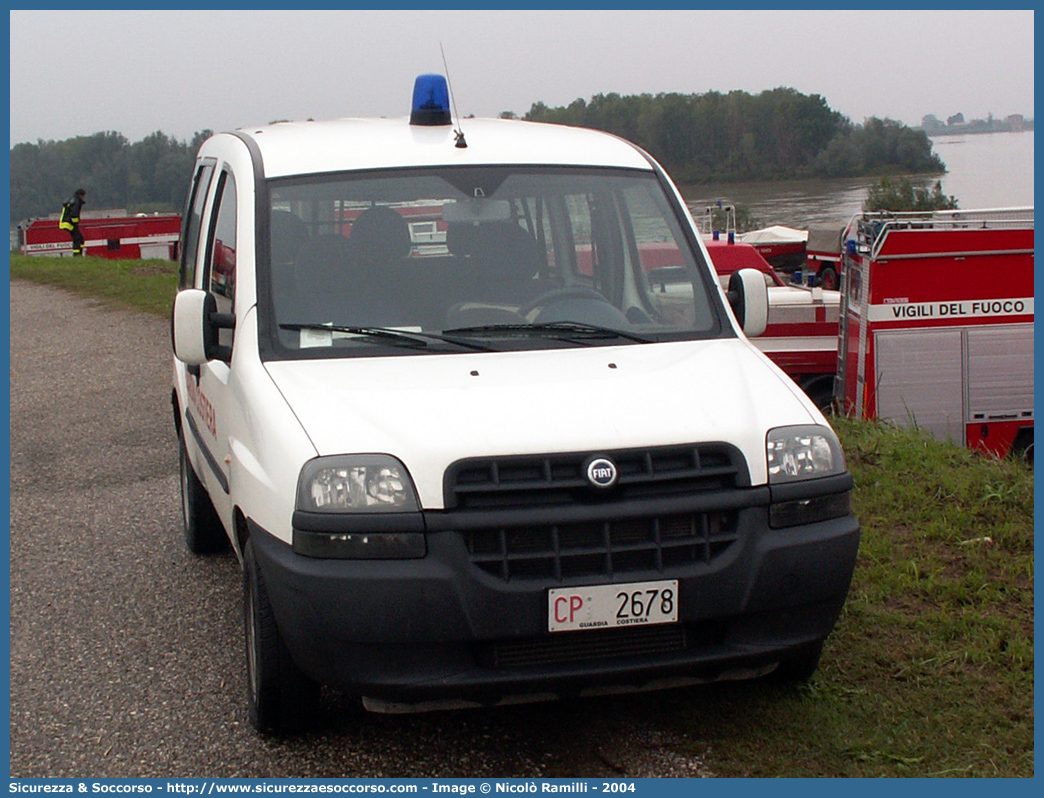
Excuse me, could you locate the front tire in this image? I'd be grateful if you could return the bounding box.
[244,539,320,734]
[179,434,228,554]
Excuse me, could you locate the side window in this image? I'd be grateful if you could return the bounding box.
[519,196,557,279]
[203,170,237,350]
[179,162,215,289]
[623,185,686,274]
[564,194,594,282]
[204,170,237,309]
[621,183,713,330]
[564,191,623,301]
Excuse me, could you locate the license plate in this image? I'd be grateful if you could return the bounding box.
[548,580,679,633]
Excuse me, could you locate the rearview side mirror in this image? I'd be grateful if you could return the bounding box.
[172,288,235,365]
[726,268,768,337]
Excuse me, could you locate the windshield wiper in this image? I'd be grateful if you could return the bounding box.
[280,323,493,351]
[443,321,653,344]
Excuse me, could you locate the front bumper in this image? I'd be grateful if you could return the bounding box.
[248,495,860,706]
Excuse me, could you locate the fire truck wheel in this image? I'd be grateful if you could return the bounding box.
[1011,428,1034,467]
[179,433,229,554]
[244,538,320,734]
[1020,444,1034,467]
[771,641,824,683]
[818,266,839,291]
[802,377,836,413]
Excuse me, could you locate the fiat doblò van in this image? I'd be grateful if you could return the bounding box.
[171,75,859,733]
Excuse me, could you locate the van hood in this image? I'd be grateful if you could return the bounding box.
[263,340,818,508]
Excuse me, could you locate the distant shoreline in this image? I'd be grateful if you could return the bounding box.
[924,124,1034,138]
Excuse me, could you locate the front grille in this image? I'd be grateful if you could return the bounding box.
[445,443,749,511]
[446,443,748,582]
[464,511,738,581]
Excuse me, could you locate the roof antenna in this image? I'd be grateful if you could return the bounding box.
[440,43,468,148]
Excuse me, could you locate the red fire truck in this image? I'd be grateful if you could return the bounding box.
[17,212,181,260]
[835,207,1034,461]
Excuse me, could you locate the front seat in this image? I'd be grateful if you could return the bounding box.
[293,234,351,323]
[345,206,413,325]
[269,210,308,319]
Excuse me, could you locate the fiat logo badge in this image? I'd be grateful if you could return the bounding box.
[585,456,618,489]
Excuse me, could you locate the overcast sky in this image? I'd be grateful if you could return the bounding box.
[8,9,1035,147]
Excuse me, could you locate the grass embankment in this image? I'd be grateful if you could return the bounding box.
[10,253,1035,777]
[673,417,1034,777]
[9,252,178,317]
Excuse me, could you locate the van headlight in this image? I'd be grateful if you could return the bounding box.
[767,425,845,483]
[767,426,851,528]
[297,455,419,512]
[293,455,425,559]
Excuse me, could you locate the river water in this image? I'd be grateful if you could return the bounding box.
[681,129,1034,230]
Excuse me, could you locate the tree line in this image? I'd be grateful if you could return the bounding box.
[9,129,212,224]
[517,88,944,184]
[10,87,946,223]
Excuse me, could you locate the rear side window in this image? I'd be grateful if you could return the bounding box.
[179,162,215,289]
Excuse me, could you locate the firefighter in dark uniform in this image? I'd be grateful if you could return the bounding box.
[60,188,87,256]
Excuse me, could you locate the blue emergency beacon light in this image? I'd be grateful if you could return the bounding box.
[410,74,452,126]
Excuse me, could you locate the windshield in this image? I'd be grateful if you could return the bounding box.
[262,166,725,358]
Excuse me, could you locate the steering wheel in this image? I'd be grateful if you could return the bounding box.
[519,286,610,317]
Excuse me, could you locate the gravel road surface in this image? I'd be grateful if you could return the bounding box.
[9,281,714,779]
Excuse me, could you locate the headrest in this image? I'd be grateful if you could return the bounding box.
[294,234,351,292]
[269,210,308,265]
[488,223,541,281]
[348,206,411,262]
[446,222,481,257]
[447,222,539,275]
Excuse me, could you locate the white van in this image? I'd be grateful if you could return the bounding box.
[171,75,860,733]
